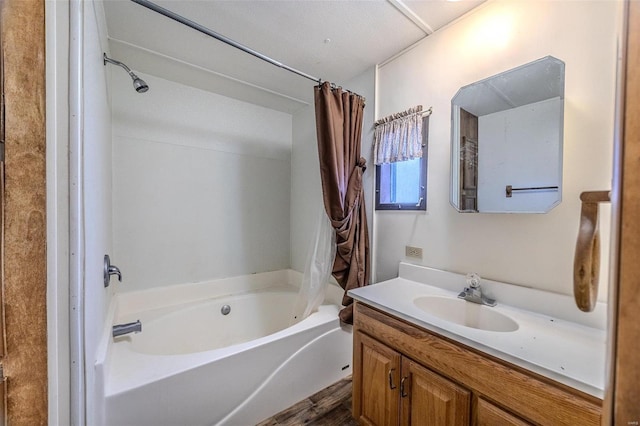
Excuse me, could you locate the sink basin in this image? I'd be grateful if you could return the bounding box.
[413,296,519,332]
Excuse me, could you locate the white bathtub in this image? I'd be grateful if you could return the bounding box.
[95,270,353,426]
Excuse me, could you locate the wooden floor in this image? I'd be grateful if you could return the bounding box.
[257,376,358,425]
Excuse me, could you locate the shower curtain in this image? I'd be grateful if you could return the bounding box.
[313,82,370,324]
[291,208,336,323]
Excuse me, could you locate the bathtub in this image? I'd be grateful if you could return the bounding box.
[95,270,353,426]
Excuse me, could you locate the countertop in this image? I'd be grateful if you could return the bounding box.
[348,264,606,399]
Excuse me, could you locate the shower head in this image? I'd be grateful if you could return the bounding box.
[131,74,149,93]
[103,53,149,93]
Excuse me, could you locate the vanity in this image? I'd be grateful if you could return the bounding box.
[348,263,605,425]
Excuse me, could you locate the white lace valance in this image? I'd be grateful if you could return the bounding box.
[374,105,430,165]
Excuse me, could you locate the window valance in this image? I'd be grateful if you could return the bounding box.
[373,105,431,165]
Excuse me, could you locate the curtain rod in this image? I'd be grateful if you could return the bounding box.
[375,106,432,126]
[130,0,322,84]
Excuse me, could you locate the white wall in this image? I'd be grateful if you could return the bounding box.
[376,0,620,299]
[112,74,292,291]
[290,68,376,273]
[82,1,115,423]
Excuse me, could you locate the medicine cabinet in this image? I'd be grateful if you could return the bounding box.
[450,56,565,213]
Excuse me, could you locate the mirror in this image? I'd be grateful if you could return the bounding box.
[450,56,565,213]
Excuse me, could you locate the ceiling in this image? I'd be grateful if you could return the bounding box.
[102,0,486,113]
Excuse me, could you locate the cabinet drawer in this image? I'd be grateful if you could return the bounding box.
[476,398,531,426]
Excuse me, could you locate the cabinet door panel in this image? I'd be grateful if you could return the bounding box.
[401,359,470,426]
[476,398,531,426]
[354,332,401,425]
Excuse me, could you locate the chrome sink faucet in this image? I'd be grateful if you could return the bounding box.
[458,273,496,307]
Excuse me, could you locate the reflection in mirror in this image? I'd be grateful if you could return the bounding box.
[451,56,565,213]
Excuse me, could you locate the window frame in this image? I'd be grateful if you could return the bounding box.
[374,116,429,211]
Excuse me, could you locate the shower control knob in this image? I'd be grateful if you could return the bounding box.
[104,254,123,287]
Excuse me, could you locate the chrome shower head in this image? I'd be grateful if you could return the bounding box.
[103,53,149,93]
[131,74,149,93]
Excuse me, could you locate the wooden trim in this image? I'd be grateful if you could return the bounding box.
[354,303,601,426]
[352,324,362,420]
[610,1,640,424]
[476,398,531,426]
[0,377,6,426]
[0,0,48,424]
[0,0,5,361]
[0,161,5,359]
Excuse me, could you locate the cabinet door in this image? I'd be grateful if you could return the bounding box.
[476,398,531,426]
[354,331,401,426]
[400,358,470,426]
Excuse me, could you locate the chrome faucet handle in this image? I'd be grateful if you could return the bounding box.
[104,254,123,287]
[466,272,481,288]
[109,265,122,281]
[459,273,496,306]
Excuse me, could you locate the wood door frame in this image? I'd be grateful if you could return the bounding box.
[0,0,48,424]
[607,1,640,424]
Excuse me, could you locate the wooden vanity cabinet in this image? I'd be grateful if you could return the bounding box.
[354,332,469,425]
[352,302,602,426]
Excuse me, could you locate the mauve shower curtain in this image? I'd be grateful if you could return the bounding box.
[314,82,370,324]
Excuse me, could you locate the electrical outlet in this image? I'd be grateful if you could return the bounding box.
[405,246,423,259]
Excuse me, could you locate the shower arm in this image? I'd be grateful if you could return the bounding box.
[103,53,149,93]
[104,53,136,78]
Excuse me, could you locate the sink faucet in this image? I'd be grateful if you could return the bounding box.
[113,320,142,338]
[458,273,496,307]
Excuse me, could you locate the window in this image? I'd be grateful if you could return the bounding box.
[375,115,428,210]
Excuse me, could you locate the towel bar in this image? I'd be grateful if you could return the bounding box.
[505,185,559,197]
[573,190,611,312]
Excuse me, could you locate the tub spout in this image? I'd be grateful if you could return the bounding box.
[113,320,142,338]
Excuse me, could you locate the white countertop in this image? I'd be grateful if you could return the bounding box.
[348,264,606,399]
